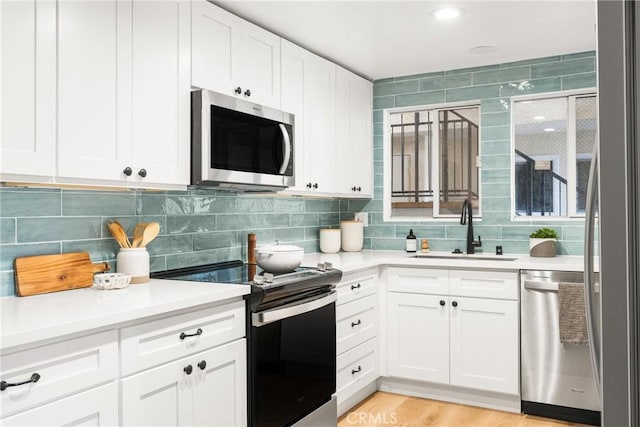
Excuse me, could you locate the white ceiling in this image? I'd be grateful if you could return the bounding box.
[215,0,597,81]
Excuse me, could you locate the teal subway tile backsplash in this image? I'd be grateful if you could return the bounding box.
[0,190,61,217]
[473,66,530,85]
[500,55,562,69]
[446,84,500,102]
[395,91,445,108]
[420,74,471,91]
[62,192,135,216]
[446,64,500,75]
[0,186,342,296]
[562,72,597,90]
[480,98,511,112]
[531,57,595,78]
[480,112,510,127]
[373,80,419,97]
[394,71,444,81]
[1,219,15,244]
[499,77,562,96]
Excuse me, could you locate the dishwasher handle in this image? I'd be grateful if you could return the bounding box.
[524,279,600,293]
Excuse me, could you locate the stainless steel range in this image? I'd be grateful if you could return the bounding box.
[151,260,343,427]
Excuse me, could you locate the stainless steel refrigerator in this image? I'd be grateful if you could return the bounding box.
[587,2,639,426]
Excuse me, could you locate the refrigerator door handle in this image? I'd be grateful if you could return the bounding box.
[584,139,601,397]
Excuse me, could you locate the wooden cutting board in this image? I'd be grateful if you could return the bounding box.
[14,252,110,297]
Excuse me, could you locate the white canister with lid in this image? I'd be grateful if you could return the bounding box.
[340,220,364,252]
[117,248,150,284]
[319,229,341,253]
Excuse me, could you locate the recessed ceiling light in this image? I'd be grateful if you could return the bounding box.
[468,46,497,54]
[431,7,466,21]
[533,116,546,120]
[544,128,555,132]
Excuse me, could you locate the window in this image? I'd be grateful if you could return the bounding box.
[384,104,480,220]
[512,92,597,218]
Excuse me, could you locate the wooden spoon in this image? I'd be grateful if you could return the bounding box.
[131,222,148,248]
[108,221,131,248]
[139,222,160,247]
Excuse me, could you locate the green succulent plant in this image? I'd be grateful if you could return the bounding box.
[529,228,558,239]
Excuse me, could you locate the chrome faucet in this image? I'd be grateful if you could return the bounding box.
[460,198,482,254]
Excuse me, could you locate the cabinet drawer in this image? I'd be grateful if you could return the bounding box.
[449,270,518,300]
[336,271,377,306]
[336,338,377,403]
[120,300,245,376]
[336,295,376,355]
[1,382,118,426]
[387,267,449,295]
[0,330,118,418]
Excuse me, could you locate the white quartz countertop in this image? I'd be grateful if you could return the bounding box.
[302,250,591,274]
[0,279,249,353]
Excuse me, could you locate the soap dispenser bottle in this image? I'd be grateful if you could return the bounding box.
[406,229,417,252]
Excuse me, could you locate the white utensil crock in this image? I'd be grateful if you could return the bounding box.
[340,220,364,252]
[319,229,341,253]
[117,248,150,284]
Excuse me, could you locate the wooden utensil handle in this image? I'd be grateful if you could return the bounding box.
[92,262,110,273]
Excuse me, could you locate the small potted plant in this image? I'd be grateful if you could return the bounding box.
[529,228,558,257]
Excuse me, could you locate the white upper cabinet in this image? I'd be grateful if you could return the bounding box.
[191,0,281,109]
[56,0,129,182]
[303,52,336,193]
[336,67,373,197]
[1,0,56,178]
[130,0,190,186]
[44,0,189,188]
[280,40,308,193]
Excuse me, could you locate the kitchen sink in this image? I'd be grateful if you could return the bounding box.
[414,253,518,261]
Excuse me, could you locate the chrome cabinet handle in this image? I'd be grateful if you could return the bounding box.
[179,328,203,340]
[1,373,41,391]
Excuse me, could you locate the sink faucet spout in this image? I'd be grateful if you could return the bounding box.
[460,198,482,254]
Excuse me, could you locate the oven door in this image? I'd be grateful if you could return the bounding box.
[249,291,336,427]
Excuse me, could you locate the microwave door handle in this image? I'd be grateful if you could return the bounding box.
[278,124,291,174]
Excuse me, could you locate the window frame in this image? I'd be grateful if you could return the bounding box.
[383,100,482,223]
[510,88,597,221]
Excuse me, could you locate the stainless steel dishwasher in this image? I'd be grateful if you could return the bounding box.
[520,270,601,426]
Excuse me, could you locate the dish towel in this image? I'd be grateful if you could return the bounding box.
[558,282,589,345]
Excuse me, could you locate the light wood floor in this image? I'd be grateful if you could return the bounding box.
[338,392,588,427]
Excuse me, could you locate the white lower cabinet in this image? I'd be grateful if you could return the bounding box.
[121,339,247,427]
[335,269,379,413]
[1,383,118,427]
[385,267,519,396]
[387,293,449,384]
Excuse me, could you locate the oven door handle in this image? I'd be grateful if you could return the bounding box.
[278,124,291,175]
[252,291,336,327]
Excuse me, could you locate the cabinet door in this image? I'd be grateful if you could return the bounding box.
[280,40,307,193]
[1,0,56,178]
[335,67,373,197]
[56,0,132,182]
[387,293,449,384]
[239,21,281,109]
[303,53,335,193]
[192,340,247,427]
[1,383,118,427]
[121,355,193,426]
[449,297,519,395]
[191,0,240,95]
[131,0,190,186]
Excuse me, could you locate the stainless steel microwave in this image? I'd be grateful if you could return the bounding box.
[191,89,294,191]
